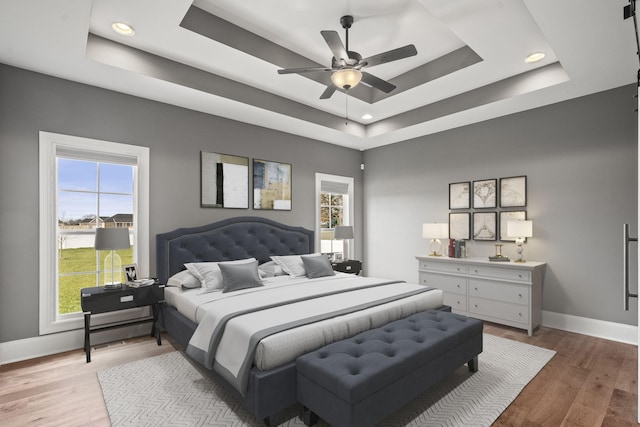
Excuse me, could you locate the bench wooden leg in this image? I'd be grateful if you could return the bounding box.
[468,356,479,372]
[302,407,319,426]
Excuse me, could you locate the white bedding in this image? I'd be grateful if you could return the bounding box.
[166,274,444,381]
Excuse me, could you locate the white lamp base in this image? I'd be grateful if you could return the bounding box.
[514,238,526,262]
[429,238,442,256]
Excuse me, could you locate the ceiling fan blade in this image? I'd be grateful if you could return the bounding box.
[321,30,349,63]
[361,44,417,68]
[319,85,337,99]
[278,67,332,75]
[361,72,396,93]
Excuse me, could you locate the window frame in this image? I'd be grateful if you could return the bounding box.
[315,173,354,258]
[39,132,150,335]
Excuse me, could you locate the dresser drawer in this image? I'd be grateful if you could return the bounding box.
[420,272,467,294]
[419,260,467,275]
[443,292,467,311]
[468,265,531,283]
[469,297,529,324]
[468,279,529,305]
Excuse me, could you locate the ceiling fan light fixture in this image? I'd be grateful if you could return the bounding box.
[331,68,362,90]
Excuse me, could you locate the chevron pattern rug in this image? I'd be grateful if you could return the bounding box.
[98,334,555,426]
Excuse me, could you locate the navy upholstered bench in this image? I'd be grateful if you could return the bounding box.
[296,310,483,427]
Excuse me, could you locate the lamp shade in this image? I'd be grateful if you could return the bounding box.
[94,227,131,250]
[507,220,533,238]
[331,68,362,90]
[422,223,449,239]
[334,225,354,240]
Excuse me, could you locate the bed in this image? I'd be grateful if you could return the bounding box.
[156,216,445,425]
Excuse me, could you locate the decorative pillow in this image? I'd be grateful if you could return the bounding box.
[185,258,256,290]
[219,260,264,293]
[166,269,201,289]
[258,260,286,278]
[270,255,307,277]
[301,254,336,279]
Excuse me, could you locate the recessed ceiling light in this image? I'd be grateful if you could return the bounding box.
[362,114,373,120]
[112,22,135,36]
[525,52,545,64]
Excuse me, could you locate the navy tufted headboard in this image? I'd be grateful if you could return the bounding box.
[156,216,314,283]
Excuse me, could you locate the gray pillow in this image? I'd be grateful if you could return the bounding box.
[302,254,335,279]
[219,260,264,293]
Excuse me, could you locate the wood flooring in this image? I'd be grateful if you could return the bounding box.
[0,323,636,426]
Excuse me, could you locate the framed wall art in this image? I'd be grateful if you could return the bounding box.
[449,212,471,240]
[253,159,292,210]
[473,212,497,241]
[449,181,471,209]
[500,175,527,207]
[472,179,497,208]
[499,210,527,241]
[201,151,249,208]
[123,263,138,283]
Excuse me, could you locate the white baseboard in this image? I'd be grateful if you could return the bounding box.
[1,311,636,365]
[542,310,637,345]
[0,324,152,365]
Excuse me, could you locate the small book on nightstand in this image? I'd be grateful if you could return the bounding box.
[128,278,156,287]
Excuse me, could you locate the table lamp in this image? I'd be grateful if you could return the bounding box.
[507,220,533,263]
[423,223,449,256]
[334,225,354,261]
[94,227,131,289]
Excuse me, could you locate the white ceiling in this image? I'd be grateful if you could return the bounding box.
[0,0,637,150]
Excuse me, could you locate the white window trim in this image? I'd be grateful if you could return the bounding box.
[315,173,354,257]
[39,131,150,335]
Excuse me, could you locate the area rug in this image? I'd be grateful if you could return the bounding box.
[98,334,555,426]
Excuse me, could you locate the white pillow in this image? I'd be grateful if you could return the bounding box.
[185,258,257,290]
[166,269,201,289]
[258,260,286,278]
[270,253,321,277]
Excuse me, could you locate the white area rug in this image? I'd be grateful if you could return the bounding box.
[98,334,555,426]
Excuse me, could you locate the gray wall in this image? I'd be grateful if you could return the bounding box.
[364,84,638,326]
[0,64,363,343]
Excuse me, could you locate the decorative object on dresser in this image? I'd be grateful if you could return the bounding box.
[416,256,546,335]
[200,151,249,209]
[94,227,130,289]
[331,259,362,275]
[334,225,354,260]
[80,283,164,362]
[253,159,292,210]
[507,220,533,262]
[489,244,510,262]
[422,223,449,256]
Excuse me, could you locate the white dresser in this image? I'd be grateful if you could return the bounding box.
[416,256,546,335]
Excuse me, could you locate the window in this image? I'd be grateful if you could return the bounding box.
[315,173,354,259]
[39,132,149,334]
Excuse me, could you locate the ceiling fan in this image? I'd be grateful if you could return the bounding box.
[277,15,418,99]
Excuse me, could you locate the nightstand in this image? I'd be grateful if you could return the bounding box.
[332,260,362,275]
[80,283,165,362]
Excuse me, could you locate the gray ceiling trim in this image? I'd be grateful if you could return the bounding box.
[180,5,479,105]
[85,33,365,137]
[367,62,569,138]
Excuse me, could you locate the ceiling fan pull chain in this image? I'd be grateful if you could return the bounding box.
[345,91,349,125]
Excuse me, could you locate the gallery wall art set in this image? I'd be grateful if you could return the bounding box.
[200,151,292,211]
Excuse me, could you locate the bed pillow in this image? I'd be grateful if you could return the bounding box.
[219,260,264,293]
[258,260,286,278]
[301,254,336,279]
[185,258,256,290]
[270,255,307,277]
[166,269,201,289]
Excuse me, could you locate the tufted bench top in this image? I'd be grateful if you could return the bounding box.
[296,310,482,404]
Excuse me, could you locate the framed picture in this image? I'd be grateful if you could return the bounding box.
[499,210,527,241]
[253,159,292,210]
[201,151,249,208]
[123,263,138,283]
[473,212,497,241]
[472,179,497,208]
[500,175,527,207]
[449,182,471,209]
[449,212,471,240]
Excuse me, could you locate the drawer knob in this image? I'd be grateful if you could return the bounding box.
[518,313,522,317]
[474,304,478,308]
[474,269,478,273]
[519,294,522,298]
[518,274,522,278]
[474,287,478,291]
